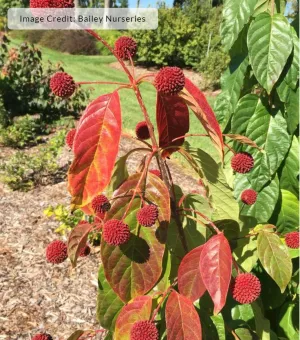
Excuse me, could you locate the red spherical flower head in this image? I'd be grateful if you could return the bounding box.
[232,273,261,304]
[149,169,162,179]
[65,128,76,149]
[285,231,300,249]
[137,205,158,227]
[241,189,257,205]
[92,194,111,214]
[50,72,76,98]
[46,240,67,264]
[130,320,159,340]
[115,36,137,60]
[103,219,130,246]
[30,0,74,7]
[32,333,53,340]
[79,244,91,257]
[154,66,185,96]
[135,121,150,140]
[231,152,254,174]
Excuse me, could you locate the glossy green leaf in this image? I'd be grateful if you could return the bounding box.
[277,190,299,234]
[106,153,129,197]
[280,136,299,198]
[211,314,226,340]
[185,145,239,221]
[278,303,299,340]
[285,26,300,90]
[221,0,257,51]
[244,101,290,191]
[286,87,299,134]
[213,91,233,131]
[232,94,260,135]
[234,173,279,223]
[235,328,255,340]
[257,230,292,292]
[233,236,258,272]
[248,13,293,93]
[101,173,170,302]
[254,0,286,16]
[97,265,124,330]
[252,302,271,340]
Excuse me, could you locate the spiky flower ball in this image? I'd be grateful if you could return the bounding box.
[65,128,76,149]
[115,36,137,60]
[79,244,91,257]
[149,169,162,178]
[32,333,53,340]
[241,189,257,205]
[30,0,74,7]
[92,194,111,214]
[135,121,150,140]
[231,273,261,304]
[103,219,130,246]
[154,66,185,95]
[285,231,299,249]
[130,320,159,340]
[46,240,67,264]
[231,152,254,174]
[50,72,76,98]
[137,205,158,227]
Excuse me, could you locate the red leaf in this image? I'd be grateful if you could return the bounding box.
[156,93,189,158]
[68,91,121,212]
[199,234,232,315]
[67,222,93,267]
[178,245,206,301]
[166,290,202,340]
[180,78,224,160]
[115,296,153,340]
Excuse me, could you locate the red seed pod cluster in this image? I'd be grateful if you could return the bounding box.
[241,189,257,205]
[114,36,137,60]
[154,66,185,95]
[231,152,254,173]
[135,121,150,140]
[149,169,162,179]
[46,240,68,264]
[103,219,130,246]
[32,333,53,340]
[130,320,159,340]
[285,231,299,249]
[65,128,76,149]
[30,0,74,7]
[231,273,261,304]
[79,244,91,257]
[91,194,111,214]
[50,72,76,98]
[137,205,159,227]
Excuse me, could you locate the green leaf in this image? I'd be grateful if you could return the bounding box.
[97,266,124,330]
[286,87,299,134]
[211,314,226,340]
[277,190,299,234]
[233,236,258,272]
[221,0,257,51]
[251,301,271,340]
[280,136,299,198]
[285,26,300,90]
[278,303,299,340]
[101,173,169,302]
[232,94,260,135]
[213,91,233,131]
[248,13,293,93]
[185,145,239,221]
[235,328,255,340]
[106,153,129,197]
[253,0,286,16]
[234,173,280,223]
[257,230,292,292]
[244,101,291,190]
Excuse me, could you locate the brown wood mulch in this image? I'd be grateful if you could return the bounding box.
[0,136,198,340]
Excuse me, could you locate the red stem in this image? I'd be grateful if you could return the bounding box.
[76,80,130,86]
[181,208,221,234]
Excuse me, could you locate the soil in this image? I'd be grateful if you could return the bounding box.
[0,135,198,340]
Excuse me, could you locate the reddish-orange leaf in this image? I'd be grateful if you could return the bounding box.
[114,296,153,340]
[178,245,206,301]
[166,290,202,340]
[68,91,121,212]
[67,222,92,268]
[156,93,189,158]
[180,78,224,160]
[224,133,262,150]
[199,234,232,315]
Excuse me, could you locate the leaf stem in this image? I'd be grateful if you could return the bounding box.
[76,81,130,86]
[181,208,221,234]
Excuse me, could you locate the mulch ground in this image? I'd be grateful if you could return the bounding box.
[0,136,198,339]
